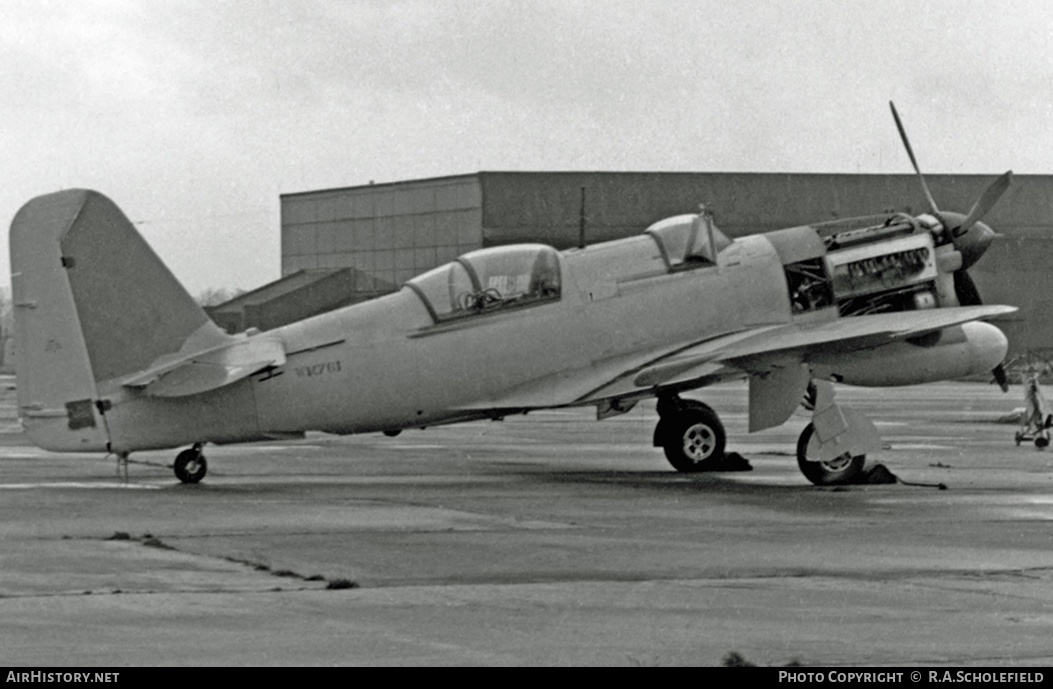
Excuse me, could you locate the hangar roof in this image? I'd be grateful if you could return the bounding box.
[209,269,344,311]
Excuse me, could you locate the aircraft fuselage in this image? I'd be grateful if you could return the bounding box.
[94,232,792,453]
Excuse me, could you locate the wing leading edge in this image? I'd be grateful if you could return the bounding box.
[456,305,1016,420]
[632,304,1018,387]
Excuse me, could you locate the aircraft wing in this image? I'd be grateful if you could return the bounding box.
[456,305,1015,413]
[630,304,1018,388]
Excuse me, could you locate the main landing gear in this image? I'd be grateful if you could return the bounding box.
[654,383,879,485]
[654,396,740,472]
[173,443,207,484]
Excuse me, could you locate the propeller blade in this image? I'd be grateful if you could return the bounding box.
[992,363,1009,393]
[956,170,1013,237]
[889,101,942,218]
[953,270,984,307]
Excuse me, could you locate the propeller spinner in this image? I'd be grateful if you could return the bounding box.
[889,101,1013,390]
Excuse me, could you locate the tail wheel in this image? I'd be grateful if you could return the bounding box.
[661,405,726,472]
[796,423,864,486]
[174,447,208,484]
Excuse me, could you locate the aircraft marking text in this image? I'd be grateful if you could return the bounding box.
[294,361,342,378]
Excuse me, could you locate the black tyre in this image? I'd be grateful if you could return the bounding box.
[661,405,726,472]
[796,423,864,486]
[174,448,207,484]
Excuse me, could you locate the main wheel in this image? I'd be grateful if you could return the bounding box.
[174,448,208,484]
[796,423,864,486]
[661,405,726,472]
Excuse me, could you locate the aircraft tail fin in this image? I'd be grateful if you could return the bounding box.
[10,189,231,451]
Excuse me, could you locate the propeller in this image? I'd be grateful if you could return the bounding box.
[889,102,1011,268]
[953,270,983,307]
[992,362,1010,393]
[958,170,1013,238]
[890,102,942,224]
[889,101,1013,391]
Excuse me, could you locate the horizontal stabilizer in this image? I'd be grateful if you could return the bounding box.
[121,336,286,397]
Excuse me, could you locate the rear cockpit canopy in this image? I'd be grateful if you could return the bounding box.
[645,213,732,270]
[407,244,561,322]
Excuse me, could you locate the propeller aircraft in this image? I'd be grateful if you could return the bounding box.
[9,103,1016,485]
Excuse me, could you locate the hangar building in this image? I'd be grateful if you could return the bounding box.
[267,171,1053,356]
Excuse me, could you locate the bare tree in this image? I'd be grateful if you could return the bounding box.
[196,287,245,307]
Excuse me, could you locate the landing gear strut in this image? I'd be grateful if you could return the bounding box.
[174,443,207,484]
[794,380,879,486]
[654,397,727,472]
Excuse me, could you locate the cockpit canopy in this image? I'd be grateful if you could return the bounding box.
[645,212,732,269]
[407,244,561,322]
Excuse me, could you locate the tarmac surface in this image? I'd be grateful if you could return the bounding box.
[1,378,1051,667]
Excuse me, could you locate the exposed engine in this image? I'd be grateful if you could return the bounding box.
[773,205,1010,388]
[783,211,975,318]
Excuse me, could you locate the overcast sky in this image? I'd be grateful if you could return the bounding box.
[3,0,1051,295]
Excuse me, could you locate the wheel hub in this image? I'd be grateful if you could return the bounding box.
[819,452,854,472]
[682,423,716,462]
